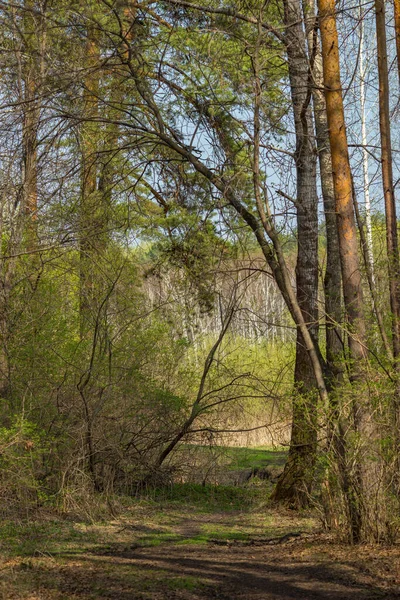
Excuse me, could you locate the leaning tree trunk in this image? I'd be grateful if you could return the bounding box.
[270,0,319,509]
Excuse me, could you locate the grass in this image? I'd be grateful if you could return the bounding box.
[0,497,317,600]
[0,448,399,600]
[148,481,267,511]
[0,447,294,599]
[1,487,312,561]
[0,445,289,559]
[167,576,204,591]
[0,519,101,557]
[0,484,265,559]
[223,445,287,470]
[179,443,287,473]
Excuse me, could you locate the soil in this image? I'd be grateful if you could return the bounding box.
[1,506,400,600]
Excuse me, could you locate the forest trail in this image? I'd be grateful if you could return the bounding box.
[1,502,400,599]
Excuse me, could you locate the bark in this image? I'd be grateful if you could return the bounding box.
[270,0,319,509]
[393,0,400,84]
[318,0,380,543]
[374,0,400,360]
[302,0,351,529]
[302,0,343,383]
[374,0,400,490]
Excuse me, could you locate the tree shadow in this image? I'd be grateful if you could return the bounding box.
[27,542,397,599]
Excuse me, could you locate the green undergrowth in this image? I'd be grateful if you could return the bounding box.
[146,481,266,511]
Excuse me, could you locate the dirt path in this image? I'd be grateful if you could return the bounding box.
[1,506,400,599]
[72,537,399,600]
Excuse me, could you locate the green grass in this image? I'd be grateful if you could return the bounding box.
[167,576,203,591]
[0,519,106,558]
[0,448,288,561]
[223,446,287,470]
[0,471,320,600]
[147,482,267,512]
[181,444,287,471]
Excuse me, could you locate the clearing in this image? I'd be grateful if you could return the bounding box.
[1,447,400,599]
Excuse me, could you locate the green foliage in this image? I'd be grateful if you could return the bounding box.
[0,418,50,514]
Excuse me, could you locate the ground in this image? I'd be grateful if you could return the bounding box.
[1,449,399,599]
[1,485,400,600]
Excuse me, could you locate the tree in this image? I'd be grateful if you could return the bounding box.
[270,0,320,508]
[318,0,382,543]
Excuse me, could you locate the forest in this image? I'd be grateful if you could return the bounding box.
[1,0,400,598]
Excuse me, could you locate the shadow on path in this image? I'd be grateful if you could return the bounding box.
[34,541,397,599]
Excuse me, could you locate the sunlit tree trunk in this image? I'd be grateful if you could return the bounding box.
[302,0,343,383]
[318,0,381,543]
[393,0,400,84]
[374,0,400,360]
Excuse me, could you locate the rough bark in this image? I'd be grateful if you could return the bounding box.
[318,0,380,543]
[302,0,343,383]
[270,0,319,509]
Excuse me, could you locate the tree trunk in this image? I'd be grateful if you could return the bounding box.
[0,0,41,398]
[318,0,380,543]
[270,0,319,509]
[374,0,400,360]
[302,0,343,383]
[374,0,400,490]
[393,0,400,84]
